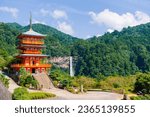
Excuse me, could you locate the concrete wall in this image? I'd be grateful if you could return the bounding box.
[0,81,12,100]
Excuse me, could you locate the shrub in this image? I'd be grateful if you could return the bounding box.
[134,73,150,94]
[99,76,136,93]
[29,92,56,100]
[12,87,30,100]
[12,87,56,100]
[71,80,79,87]
[61,79,71,88]
[130,94,150,100]
[75,76,97,89]
[53,80,58,87]
[113,83,121,88]
[66,87,76,94]
[19,68,38,88]
[0,74,9,88]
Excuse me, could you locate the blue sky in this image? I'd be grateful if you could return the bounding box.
[0,0,150,38]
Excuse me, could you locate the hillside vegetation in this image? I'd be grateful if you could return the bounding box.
[1,22,150,78]
[72,24,150,77]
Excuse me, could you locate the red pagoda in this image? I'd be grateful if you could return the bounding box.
[11,15,51,73]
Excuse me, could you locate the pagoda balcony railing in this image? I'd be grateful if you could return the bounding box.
[22,51,41,54]
[11,64,51,68]
[21,40,44,45]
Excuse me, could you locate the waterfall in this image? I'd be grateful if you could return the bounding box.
[69,56,74,77]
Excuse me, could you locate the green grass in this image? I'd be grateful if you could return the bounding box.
[130,94,150,100]
[29,92,56,100]
[12,87,56,100]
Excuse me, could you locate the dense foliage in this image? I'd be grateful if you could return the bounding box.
[29,92,56,100]
[72,24,150,77]
[19,67,38,88]
[12,87,55,100]
[134,73,150,94]
[0,74,9,88]
[99,75,137,94]
[50,68,98,93]
[12,87,30,100]
[1,22,150,77]
[130,94,150,100]
[0,23,16,69]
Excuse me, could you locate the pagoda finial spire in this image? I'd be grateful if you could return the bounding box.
[29,12,32,30]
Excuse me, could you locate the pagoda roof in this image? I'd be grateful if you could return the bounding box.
[21,29,46,37]
[19,44,46,48]
[18,54,48,57]
[18,13,46,38]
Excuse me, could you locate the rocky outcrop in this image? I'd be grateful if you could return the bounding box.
[49,57,70,68]
[0,81,12,100]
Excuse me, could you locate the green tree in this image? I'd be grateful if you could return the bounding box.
[134,73,150,94]
[12,87,30,100]
[19,67,38,88]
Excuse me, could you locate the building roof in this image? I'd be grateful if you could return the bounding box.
[22,29,46,37]
[19,54,48,57]
[20,13,46,37]
[19,44,46,48]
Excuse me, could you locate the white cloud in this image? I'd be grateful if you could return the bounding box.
[107,29,114,33]
[33,19,46,25]
[40,9,68,20]
[0,6,19,18]
[40,8,49,16]
[57,22,74,35]
[89,9,150,31]
[51,9,67,19]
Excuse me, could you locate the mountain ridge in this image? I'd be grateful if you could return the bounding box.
[1,22,150,77]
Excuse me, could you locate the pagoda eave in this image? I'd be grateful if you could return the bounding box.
[17,44,46,49]
[18,34,45,39]
[17,54,48,58]
[11,64,52,68]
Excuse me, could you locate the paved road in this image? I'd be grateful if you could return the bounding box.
[43,88,123,100]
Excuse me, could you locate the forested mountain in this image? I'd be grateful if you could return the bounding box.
[72,23,150,77]
[0,23,18,68]
[1,22,150,78]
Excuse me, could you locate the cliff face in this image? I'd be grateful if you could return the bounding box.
[0,81,12,100]
[49,57,70,68]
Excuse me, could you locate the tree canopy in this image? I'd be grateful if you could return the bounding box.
[1,22,150,77]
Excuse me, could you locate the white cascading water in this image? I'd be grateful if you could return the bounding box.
[70,56,74,77]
